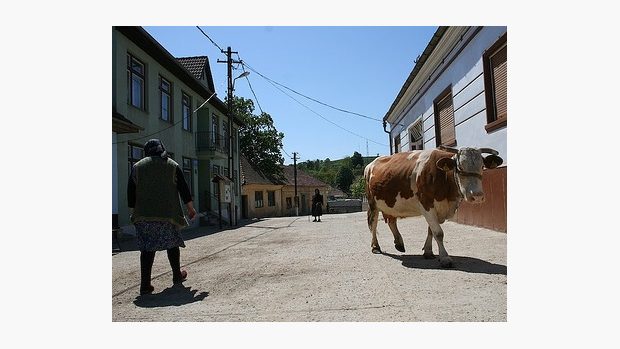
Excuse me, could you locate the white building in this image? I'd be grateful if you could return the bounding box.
[383,26,507,231]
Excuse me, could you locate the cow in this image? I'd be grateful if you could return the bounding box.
[364,146,503,267]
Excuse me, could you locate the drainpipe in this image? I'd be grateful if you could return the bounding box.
[383,120,393,155]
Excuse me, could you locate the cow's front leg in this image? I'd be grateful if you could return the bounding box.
[368,205,381,254]
[386,217,405,252]
[422,226,435,259]
[423,211,453,268]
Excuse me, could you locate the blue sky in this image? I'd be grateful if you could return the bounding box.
[144,26,437,164]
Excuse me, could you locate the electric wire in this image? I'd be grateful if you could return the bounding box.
[246,63,388,147]
[195,26,224,52]
[242,61,383,123]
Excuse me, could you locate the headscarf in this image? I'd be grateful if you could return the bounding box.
[143,139,168,159]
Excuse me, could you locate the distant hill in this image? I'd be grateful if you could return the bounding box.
[296,154,380,192]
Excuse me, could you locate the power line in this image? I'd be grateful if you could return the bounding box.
[237,56,264,114]
[195,26,224,52]
[247,63,388,147]
[113,92,216,145]
[242,61,383,123]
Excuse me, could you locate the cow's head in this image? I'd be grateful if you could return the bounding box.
[436,146,503,203]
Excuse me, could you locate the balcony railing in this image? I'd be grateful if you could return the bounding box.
[196,132,229,153]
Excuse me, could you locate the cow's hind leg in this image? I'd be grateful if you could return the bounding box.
[386,217,405,252]
[367,205,381,254]
[422,226,435,259]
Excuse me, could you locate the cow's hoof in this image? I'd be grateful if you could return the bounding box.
[439,257,454,268]
[371,247,382,254]
[423,252,435,259]
[395,244,406,253]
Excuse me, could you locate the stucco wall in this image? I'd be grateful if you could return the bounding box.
[112,29,237,228]
[391,26,507,164]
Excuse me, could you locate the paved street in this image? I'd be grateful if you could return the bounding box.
[112,212,506,321]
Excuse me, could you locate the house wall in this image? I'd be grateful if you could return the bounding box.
[387,26,507,232]
[243,184,284,218]
[390,26,507,164]
[112,28,228,228]
[112,133,118,221]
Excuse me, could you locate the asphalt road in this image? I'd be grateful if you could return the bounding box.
[112,211,506,321]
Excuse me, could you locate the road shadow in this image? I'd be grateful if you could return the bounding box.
[381,252,507,275]
[133,285,209,308]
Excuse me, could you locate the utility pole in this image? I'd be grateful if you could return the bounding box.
[218,46,241,227]
[293,152,298,216]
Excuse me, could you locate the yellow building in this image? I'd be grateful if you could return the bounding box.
[240,157,331,219]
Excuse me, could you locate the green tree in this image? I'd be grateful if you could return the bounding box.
[350,176,366,198]
[231,96,284,179]
[351,151,364,168]
[335,166,354,193]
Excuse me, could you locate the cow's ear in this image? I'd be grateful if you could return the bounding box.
[436,157,456,172]
[483,154,503,169]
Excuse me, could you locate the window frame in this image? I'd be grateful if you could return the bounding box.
[286,197,292,209]
[159,75,173,123]
[267,191,276,207]
[182,92,192,132]
[255,191,264,208]
[483,32,508,133]
[127,53,146,110]
[182,156,194,191]
[127,143,144,176]
[433,86,457,147]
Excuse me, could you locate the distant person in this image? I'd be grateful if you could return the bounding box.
[312,188,324,222]
[127,139,196,295]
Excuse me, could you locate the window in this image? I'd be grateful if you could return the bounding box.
[182,93,192,131]
[434,87,456,147]
[224,167,229,178]
[127,54,145,109]
[286,197,292,209]
[211,114,218,145]
[394,135,400,153]
[160,76,172,122]
[182,157,194,190]
[232,127,238,153]
[267,191,276,207]
[127,144,143,176]
[223,121,229,151]
[255,191,264,208]
[483,33,507,132]
[212,165,220,198]
[409,119,424,150]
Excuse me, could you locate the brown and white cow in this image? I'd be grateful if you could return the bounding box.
[364,146,503,267]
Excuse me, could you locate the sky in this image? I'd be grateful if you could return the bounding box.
[143,26,438,164]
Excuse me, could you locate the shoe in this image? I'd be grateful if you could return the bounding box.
[173,270,187,284]
[140,285,154,295]
[312,219,316,222]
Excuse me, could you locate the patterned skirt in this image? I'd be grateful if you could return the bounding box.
[135,221,186,251]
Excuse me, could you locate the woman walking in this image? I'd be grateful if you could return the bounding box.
[127,139,196,295]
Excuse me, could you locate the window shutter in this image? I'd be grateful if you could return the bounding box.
[437,92,455,145]
[491,44,507,119]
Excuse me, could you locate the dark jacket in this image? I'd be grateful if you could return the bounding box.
[312,194,324,216]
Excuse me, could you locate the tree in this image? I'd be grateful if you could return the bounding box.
[335,166,354,193]
[351,151,364,168]
[350,176,366,198]
[231,96,284,179]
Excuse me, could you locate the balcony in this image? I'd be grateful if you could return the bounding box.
[196,131,229,159]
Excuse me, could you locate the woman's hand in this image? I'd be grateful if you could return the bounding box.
[186,201,197,220]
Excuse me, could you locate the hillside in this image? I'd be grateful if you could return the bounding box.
[297,152,379,195]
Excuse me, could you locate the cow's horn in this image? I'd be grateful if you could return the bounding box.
[438,145,458,153]
[479,147,499,155]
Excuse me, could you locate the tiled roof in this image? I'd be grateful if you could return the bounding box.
[282,165,329,188]
[240,156,283,186]
[240,156,329,188]
[176,56,207,80]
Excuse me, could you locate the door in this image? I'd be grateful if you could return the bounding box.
[301,194,307,214]
[241,195,248,219]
